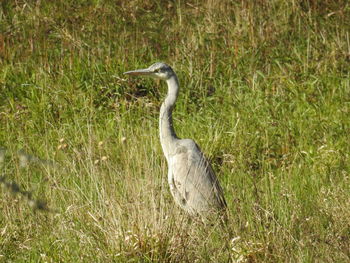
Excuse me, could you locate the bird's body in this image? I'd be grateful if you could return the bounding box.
[124,62,226,216]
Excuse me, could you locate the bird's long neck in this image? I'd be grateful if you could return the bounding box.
[159,75,180,160]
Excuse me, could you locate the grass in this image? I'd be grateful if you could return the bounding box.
[0,0,349,262]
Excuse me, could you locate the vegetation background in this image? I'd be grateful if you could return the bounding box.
[0,0,349,262]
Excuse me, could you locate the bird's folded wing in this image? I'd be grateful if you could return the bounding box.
[170,141,226,211]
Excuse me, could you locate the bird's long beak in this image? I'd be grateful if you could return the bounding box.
[123,68,153,76]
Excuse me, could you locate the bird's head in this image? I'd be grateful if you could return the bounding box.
[124,62,175,81]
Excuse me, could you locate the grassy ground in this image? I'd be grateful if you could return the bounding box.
[1,0,349,262]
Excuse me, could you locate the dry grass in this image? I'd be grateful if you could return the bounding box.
[0,0,349,262]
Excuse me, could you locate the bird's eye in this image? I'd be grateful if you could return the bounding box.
[155,69,161,73]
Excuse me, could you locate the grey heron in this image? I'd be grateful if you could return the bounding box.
[124,62,227,217]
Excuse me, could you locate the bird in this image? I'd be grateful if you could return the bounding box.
[124,62,227,217]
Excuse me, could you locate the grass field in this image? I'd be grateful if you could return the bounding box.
[1,0,349,262]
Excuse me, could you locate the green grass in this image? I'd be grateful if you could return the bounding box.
[1,0,349,262]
